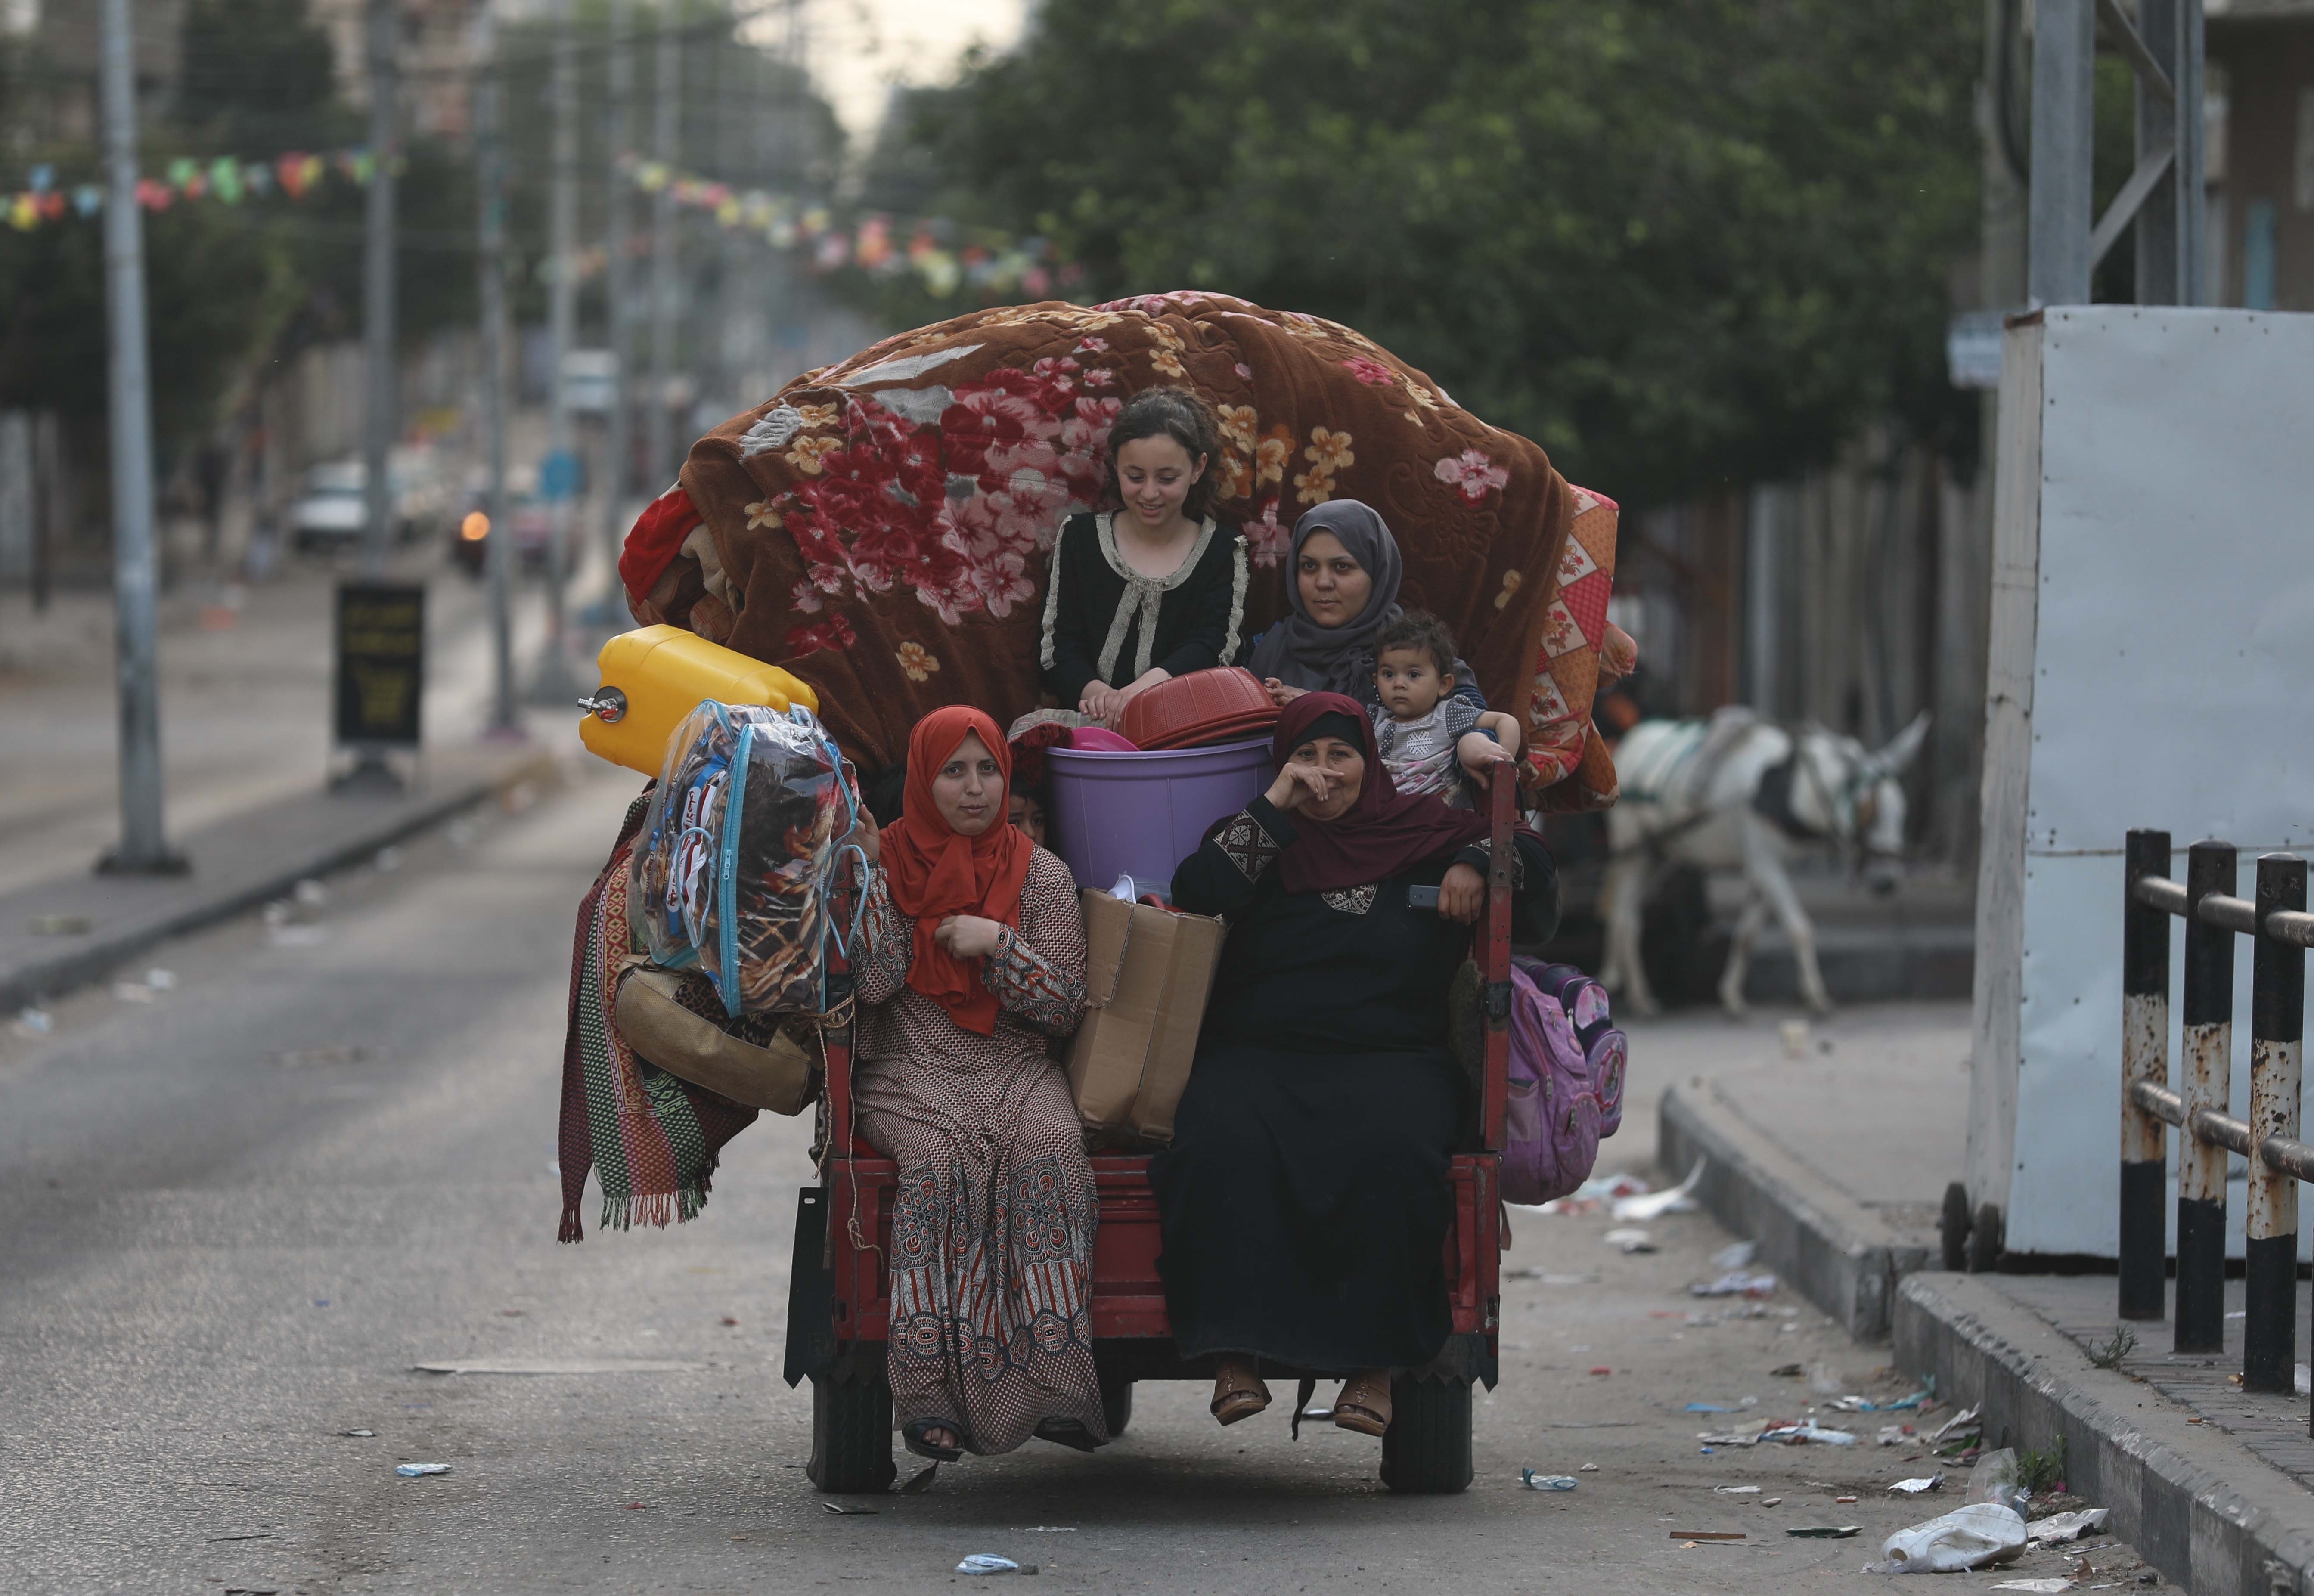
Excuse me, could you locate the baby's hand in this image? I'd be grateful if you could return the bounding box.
[1263,677,1306,708]
[1457,731,1513,778]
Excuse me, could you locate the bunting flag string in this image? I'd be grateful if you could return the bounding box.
[5,148,385,232]
[7,146,1082,305]
[613,152,1077,300]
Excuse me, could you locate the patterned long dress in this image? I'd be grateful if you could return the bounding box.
[851,844,1107,1454]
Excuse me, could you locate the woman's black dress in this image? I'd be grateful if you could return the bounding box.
[1149,796,1556,1371]
[1039,512,1249,709]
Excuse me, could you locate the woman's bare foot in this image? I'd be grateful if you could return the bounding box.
[903,1417,965,1460]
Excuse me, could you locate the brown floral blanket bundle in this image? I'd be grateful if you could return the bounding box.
[622,292,1619,808]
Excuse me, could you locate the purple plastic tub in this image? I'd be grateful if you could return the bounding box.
[1043,735,1272,897]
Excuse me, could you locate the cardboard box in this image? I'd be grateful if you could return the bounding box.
[1065,890,1228,1144]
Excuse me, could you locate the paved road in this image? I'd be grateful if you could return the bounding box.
[0,764,2154,1594]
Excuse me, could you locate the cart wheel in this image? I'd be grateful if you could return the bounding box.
[1939,1182,1972,1272]
[1100,1375,1133,1437]
[809,1361,896,1494]
[1378,1373,1473,1495]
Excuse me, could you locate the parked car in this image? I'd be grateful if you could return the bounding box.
[288,451,447,552]
[288,462,369,550]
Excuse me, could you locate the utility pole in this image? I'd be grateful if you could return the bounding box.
[2028,0,2206,307]
[473,2,518,737]
[2029,0,2097,306]
[602,0,635,586]
[360,0,397,580]
[647,0,679,493]
[95,0,180,874]
[532,0,578,699]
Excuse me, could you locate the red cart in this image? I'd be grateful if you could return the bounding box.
[782,766,1519,1495]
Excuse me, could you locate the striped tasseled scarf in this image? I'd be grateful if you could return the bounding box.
[558,790,759,1242]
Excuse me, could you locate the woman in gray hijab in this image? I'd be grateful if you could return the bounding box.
[1245,500,1486,712]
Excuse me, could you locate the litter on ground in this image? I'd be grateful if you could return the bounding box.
[2027,1509,2111,1545]
[1889,1474,1945,1494]
[1613,1160,1705,1221]
[1691,1271,1777,1298]
[1928,1404,1980,1443]
[957,1554,1033,1575]
[1866,1503,2029,1574]
[395,1463,452,1478]
[1520,1471,1578,1491]
[1785,1526,1861,1539]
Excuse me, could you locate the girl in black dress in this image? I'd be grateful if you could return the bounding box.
[1038,387,1250,728]
[1151,693,1556,1438]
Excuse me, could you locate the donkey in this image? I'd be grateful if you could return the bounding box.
[1597,707,1929,1018]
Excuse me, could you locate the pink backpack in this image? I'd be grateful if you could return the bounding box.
[1500,958,1628,1205]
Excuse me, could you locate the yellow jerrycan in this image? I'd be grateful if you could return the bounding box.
[577,625,821,777]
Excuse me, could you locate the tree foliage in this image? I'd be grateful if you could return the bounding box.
[881,0,1982,502]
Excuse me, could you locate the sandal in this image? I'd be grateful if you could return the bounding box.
[1033,1417,1101,1453]
[1209,1356,1272,1427]
[1333,1369,1393,1437]
[902,1418,965,1461]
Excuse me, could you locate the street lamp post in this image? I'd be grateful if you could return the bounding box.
[360,0,397,582]
[532,0,580,701]
[602,0,635,594]
[647,0,679,493]
[473,3,518,738]
[95,0,182,874]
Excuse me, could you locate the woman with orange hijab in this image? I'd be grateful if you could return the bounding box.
[852,706,1104,1460]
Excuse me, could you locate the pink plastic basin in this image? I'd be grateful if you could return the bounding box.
[1043,735,1272,896]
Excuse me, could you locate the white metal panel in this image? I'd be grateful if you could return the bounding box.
[2000,305,2314,1257]
[2028,307,2314,854]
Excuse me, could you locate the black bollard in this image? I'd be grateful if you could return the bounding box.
[2176,841,2236,1357]
[2119,831,2172,1322]
[2243,854,2304,1393]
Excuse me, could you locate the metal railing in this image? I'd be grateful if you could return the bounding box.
[2120,833,2314,1411]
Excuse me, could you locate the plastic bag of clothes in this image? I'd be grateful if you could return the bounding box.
[630,700,863,1016]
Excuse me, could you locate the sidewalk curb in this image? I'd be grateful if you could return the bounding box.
[1658,1077,1932,1339]
[1895,1272,2314,1596]
[0,749,561,1016]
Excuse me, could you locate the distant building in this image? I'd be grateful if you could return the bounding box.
[2209,0,2314,307]
[304,0,489,139]
[1,0,186,147]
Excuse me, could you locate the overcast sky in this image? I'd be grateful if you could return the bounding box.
[764,0,1030,147]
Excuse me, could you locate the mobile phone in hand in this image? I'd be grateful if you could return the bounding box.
[1406,884,1441,911]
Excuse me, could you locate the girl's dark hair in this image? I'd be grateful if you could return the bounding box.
[1104,386,1221,523]
[1375,611,1459,679]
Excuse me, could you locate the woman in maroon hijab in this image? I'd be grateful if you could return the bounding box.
[1151,693,1558,1442]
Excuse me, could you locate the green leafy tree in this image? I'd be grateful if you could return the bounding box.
[875,0,1982,501]
[175,0,351,158]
